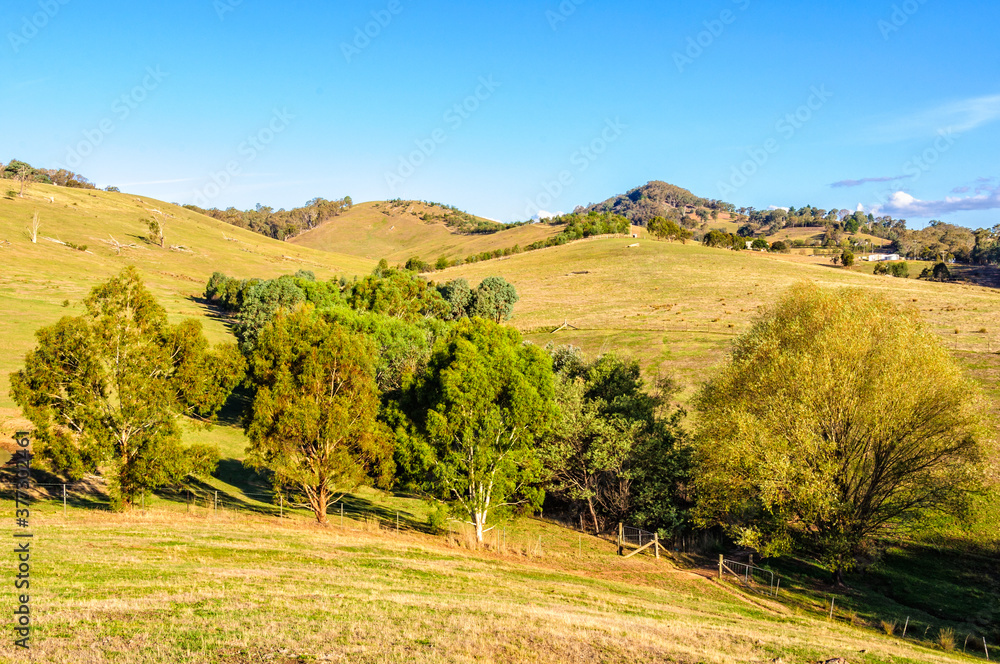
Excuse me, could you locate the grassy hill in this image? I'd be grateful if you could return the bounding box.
[2,187,997,663]
[288,200,563,262]
[444,236,1000,536]
[0,494,988,663]
[0,183,374,439]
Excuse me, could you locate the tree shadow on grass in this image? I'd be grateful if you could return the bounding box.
[187,295,236,332]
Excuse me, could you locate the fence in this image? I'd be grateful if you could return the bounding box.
[0,481,615,561]
[718,555,778,596]
[617,523,662,559]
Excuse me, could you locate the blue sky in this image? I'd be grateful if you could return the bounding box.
[3,0,999,227]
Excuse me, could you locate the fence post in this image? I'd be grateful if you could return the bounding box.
[902,616,909,638]
[63,484,67,517]
[654,532,660,559]
[829,596,835,620]
[396,511,399,534]
[985,637,990,661]
[617,523,623,556]
[774,577,780,597]
[214,491,218,513]
[340,502,344,527]
[279,495,283,519]
[718,554,723,579]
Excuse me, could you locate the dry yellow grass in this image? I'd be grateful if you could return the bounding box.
[0,505,973,664]
[289,200,562,262]
[0,184,374,438]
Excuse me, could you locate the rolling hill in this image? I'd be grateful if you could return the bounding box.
[1,181,997,662]
[0,183,374,439]
[288,200,564,262]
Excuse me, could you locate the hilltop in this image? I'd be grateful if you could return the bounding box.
[289,200,563,262]
[581,180,732,226]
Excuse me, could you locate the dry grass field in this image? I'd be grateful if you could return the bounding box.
[0,184,374,439]
[289,201,562,262]
[0,188,996,663]
[0,498,982,664]
[444,237,1000,394]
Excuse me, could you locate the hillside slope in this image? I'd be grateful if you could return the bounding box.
[0,502,978,664]
[444,238,1000,380]
[289,200,562,262]
[0,183,374,436]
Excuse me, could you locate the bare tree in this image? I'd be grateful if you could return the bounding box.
[28,212,40,243]
[15,164,32,198]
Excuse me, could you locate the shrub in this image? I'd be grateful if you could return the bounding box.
[937,628,955,651]
[881,619,896,635]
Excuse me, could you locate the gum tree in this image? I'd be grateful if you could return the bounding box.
[244,306,393,524]
[10,267,244,508]
[401,318,555,542]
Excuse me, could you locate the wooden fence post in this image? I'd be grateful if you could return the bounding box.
[617,523,623,556]
[719,554,723,579]
[62,484,67,517]
[654,532,660,559]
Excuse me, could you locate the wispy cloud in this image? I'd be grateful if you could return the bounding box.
[881,187,1000,217]
[870,94,1000,142]
[831,175,906,188]
[117,177,198,186]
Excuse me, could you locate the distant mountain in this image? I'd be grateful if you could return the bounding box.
[579,181,730,226]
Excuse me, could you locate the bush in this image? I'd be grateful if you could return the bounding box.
[769,240,789,253]
[426,504,449,535]
[888,261,909,278]
[936,628,955,651]
[880,619,896,635]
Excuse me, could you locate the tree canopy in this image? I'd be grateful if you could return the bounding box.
[693,284,985,580]
[10,267,243,508]
[399,319,555,542]
[245,306,394,524]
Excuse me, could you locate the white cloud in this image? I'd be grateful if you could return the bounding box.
[881,188,1000,217]
[533,210,564,221]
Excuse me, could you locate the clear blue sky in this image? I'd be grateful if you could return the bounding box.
[3,0,999,227]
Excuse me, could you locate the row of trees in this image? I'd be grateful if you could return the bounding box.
[185,197,354,241]
[11,270,987,580]
[2,160,100,192]
[390,211,634,276]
